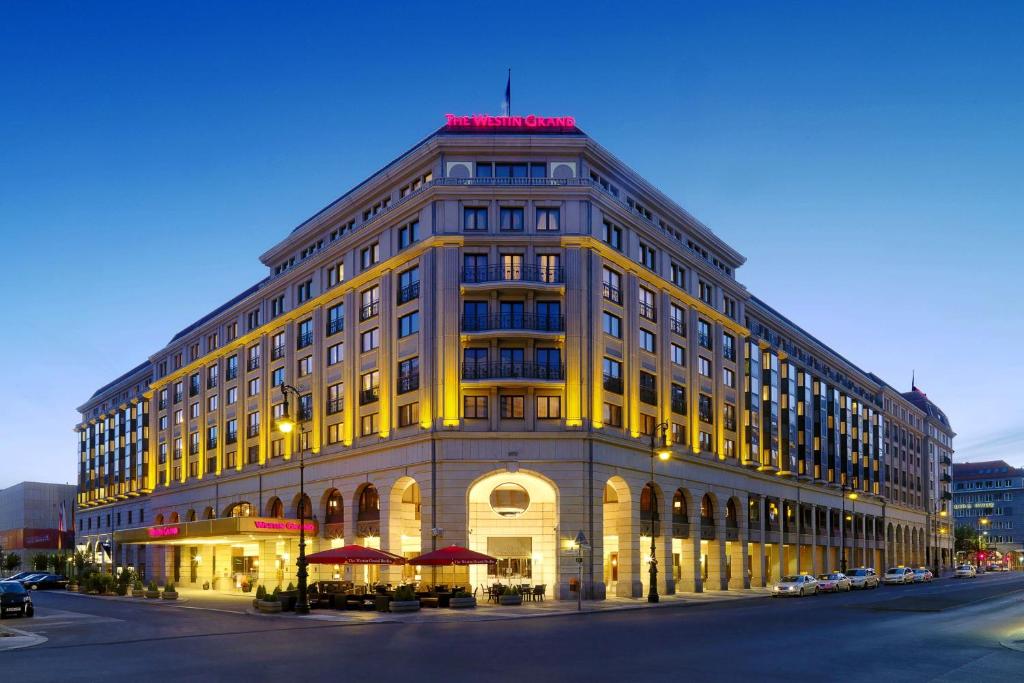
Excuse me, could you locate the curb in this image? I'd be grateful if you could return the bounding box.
[59,591,191,605]
[0,625,48,652]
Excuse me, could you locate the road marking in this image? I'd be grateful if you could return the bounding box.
[174,605,248,615]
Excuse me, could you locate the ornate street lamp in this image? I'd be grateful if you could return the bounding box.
[275,384,309,615]
[647,423,671,603]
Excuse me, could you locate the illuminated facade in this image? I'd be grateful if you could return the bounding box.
[76,115,953,597]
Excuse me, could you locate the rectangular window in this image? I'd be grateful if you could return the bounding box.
[398,311,419,337]
[698,356,712,377]
[499,207,525,232]
[639,372,657,406]
[723,367,735,388]
[398,220,420,250]
[536,207,560,231]
[360,413,378,436]
[638,287,656,321]
[603,402,623,427]
[464,206,488,231]
[190,402,199,419]
[327,383,344,415]
[360,286,380,320]
[603,312,622,338]
[602,267,622,304]
[671,384,686,415]
[603,357,623,394]
[536,396,562,419]
[328,261,345,288]
[271,332,285,360]
[297,355,312,377]
[297,279,313,303]
[699,431,713,452]
[723,296,737,320]
[397,357,419,394]
[603,221,622,251]
[671,343,685,367]
[537,254,561,283]
[640,329,656,353]
[398,402,419,427]
[226,386,237,405]
[208,395,218,411]
[360,371,379,404]
[327,343,344,365]
[297,318,313,349]
[639,243,656,270]
[360,328,380,352]
[360,243,380,270]
[464,395,488,419]
[699,394,714,423]
[724,403,737,431]
[247,308,261,331]
[247,345,260,371]
[699,280,714,305]
[271,367,285,387]
[698,319,712,349]
[500,395,525,419]
[671,263,686,288]
[270,295,285,319]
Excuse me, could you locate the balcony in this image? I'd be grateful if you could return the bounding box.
[461,313,565,336]
[638,302,657,322]
[639,386,658,406]
[189,384,200,397]
[326,398,344,415]
[360,386,380,405]
[360,300,380,321]
[461,264,564,289]
[602,283,622,304]
[225,367,238,381]
[698,333,712,350]
[700,523,716,540]
[397,282,420,305]
[723,346,736,362]
[247,356,261,371]
[206,437,218,449]
[326,317,344,336]
[941,455,952,466]
[225,432,237,445]
[271,344,285,361]
[941,473,952,483]
[247,425,260,438]
[670,319,686,336]
[603,374,623,394]
[297,333,313,350]
[396,374,419,394]
[298,407,313,421]
[462,361,565,383]
[207,377,218,390]
[158,399,167,411]
[671,399,686,415]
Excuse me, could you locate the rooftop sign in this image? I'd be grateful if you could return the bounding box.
[445,114,576,131]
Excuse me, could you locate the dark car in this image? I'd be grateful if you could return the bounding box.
[3,572,37,582]
[0,581,34,618]
[21,573,69,590]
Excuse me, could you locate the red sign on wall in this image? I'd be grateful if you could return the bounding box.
[445,114,577,131]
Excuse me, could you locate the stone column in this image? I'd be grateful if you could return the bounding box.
[678,492,703,593]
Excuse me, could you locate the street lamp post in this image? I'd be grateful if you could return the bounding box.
[647,423,671,604]
[977,517,990,565]
[840,485,858,574]
[276,384,309,615]
[932,503,946,577]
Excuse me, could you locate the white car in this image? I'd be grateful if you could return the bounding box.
[883,567,915,585]
[816,573,852,593]
[771,574,819,597]
[955,564,977,579]
[846,567,880,589]
[912,568,933,583]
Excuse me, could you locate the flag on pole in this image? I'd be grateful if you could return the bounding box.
[502,69,511,116]
[58,500,66,550]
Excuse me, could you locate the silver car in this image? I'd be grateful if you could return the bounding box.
[883,567,915,585]
[771,574,819,597]
[846,567,879,589]
[816,573,852,593]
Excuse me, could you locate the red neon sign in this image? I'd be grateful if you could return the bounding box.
[445,114,576,130]
[148,526,180,538]
[253,520,315,532]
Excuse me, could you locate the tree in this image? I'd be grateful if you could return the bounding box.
[4,553,21,574]
[30,552,49,572]
[954,525,980,553]
[72,550,89,578]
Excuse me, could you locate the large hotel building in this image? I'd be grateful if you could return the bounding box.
[75,114,955,598]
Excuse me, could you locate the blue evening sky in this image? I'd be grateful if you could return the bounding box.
[1,1,1021,487]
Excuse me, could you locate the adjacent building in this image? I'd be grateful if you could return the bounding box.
[952,460,1023,559]
[76,113,954,597]
[0,481,76,569]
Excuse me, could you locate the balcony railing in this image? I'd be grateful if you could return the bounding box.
[360,386,380,405]
[327,317,344,336]
[207,377,218,390]
[639,386,658,406]
[723,346,736,362]
[671,399,686,415]
[672,522,691,538]
[698,333,712,350]
[397,282,420,305]
[603,374,623,394]
[189,384,200,397]
[247,425,259,438]
[360,300,380,321]
[461,361,565,381]
[207,437,218,449]
[700,523,716,540]
[461,264,564,285]
[296,333,313,349]
[247,356,260,371]
[638,302,657,322]
[298,407,313,421]
[225,432,237,445]
[158,399,167,410]
[602,282,622,304]
[326,398,344,415]
[670,318,686,336]
[271,344,285,361]
[941,473,952,483]
[461,313,565,333]
[941,455,952,466]
[225,367,238,381]
[173,392,183,403]
[396,374,419,394]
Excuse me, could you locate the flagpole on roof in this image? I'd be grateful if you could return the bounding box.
[503,68,511,117]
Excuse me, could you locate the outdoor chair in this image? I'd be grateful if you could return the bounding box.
[532,585,545,601]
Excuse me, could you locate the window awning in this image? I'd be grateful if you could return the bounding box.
[113,517,319,545]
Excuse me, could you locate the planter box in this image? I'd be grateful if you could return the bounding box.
[278,591,298,612]
[161,591,178,600]
[68,585,79,593]
[498,595,523,606]
[257,600,282,614]
[449,597,477,609]
[145,590,160,599]
[390,600,421,613]
[132,589,145,598]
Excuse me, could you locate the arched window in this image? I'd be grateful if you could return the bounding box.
[187,509,196,522]
[269,498,284,519]
[295,494,312,519]
[169,512,180,524]
[155,513,165,525]
[358,486,380,522]
[325,491,344,524]
[640,484,659,536]
[227,502,254,518]
[726,499,738,528]
[700,495,714,524]
[672,490,688,525]
[203,506,215,520]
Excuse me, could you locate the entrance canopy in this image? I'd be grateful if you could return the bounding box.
[408,545,497,566]
[113,517,319,546]
[306,545,406,565]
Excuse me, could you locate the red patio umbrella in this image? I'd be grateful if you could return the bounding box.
[407,545,497,566]
[305,544,407,565]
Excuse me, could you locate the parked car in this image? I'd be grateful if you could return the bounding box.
[986,563,1006,573]
[816,573,852,593]
[883,567,915,585]
[846,567,880,589]
[21,573,69,590]
[912,568,934,583]
[771,574,819,597]
[955,564,977,579]
[0,581,34,618]
[3,572,38,583]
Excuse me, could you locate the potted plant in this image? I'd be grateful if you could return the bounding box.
[145,580,161,599]
[390,584,421,613]
[162,582,178,600]
[498,585,522,606]
[449,589,476,609]
[278,581,298,612]
[258,587,282,613]
[253,585,266,610]
[132,580,145,598]
[202,581,211,591]
[115,581,129,596]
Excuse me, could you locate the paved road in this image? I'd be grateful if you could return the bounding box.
[4,573,1024,682]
